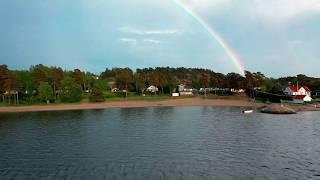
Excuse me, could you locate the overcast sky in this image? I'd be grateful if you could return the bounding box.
[0,0,319,77]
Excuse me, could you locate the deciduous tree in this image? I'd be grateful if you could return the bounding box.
[89,79,107,102]
[38,82,53,104]
[50,67,64,100]
[0,65,10,95]
[60,76,82,103]
[31,65,47,87]
[71,69,84,90]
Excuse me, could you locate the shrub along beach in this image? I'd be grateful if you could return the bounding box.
[0,64,319,112]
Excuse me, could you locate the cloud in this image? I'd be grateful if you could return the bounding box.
[187,0,320,23]
[187,0,230,12]
[143,39,161,44]
[120,38,137,44]
[119,26,178,35]
[252,0,320,22]
[119,38,161,46]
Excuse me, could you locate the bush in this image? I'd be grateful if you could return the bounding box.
[37,82,53,104]
[115,91,127,97]
[89,88,105,102]
[255,91,292,103]
[60,77,82,103]
[104,91,117,98]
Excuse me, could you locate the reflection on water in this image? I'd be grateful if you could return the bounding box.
[0,107,320,179]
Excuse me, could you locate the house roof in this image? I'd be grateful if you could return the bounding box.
[294,95,306,100]
[287,85,311,92]
[301,86,311,92]
[288,85,299,92]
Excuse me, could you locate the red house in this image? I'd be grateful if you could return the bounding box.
[284,85,312,102]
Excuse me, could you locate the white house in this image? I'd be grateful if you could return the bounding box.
[302,95,312,102]
[178,84,185,92]
[284,86,311,96]
[293,95,313,103]
[147,85,158,93]
[172,93,180,97]
[299,86,312,96]
[180,91,194,96]
[111,88,119,93]
[178,84,193,92]
[178,84,196,96]
[230,88,245,93]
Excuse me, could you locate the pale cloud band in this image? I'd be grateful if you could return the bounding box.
[120,38,161,45]
[120,38,137,44]
[119,26,178,35]
[143,39,161,44]
[188,0,320,23]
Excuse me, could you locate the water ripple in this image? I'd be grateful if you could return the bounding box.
[0,107,319,179]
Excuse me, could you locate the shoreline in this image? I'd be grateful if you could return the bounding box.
[0,98,318,113]
[0,98,259,113]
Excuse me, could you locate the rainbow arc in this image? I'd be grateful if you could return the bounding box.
[173,0,245,75]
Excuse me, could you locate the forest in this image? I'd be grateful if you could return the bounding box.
[1,64,320,105]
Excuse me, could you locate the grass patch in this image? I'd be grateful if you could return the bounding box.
[0,91,248,107]
[103,95,196,102]
[201,94,247,100]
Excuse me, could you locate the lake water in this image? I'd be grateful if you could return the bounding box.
[0,107,320,179]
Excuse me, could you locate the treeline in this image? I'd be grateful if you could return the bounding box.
[0,64,320,104]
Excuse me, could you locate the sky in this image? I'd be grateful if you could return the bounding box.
[0,0,319,77]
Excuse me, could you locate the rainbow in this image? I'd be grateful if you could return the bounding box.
[173,0,245,76]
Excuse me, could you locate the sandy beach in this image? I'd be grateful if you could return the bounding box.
[0,98,259,113]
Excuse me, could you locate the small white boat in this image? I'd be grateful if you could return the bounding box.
[243,109,254,114]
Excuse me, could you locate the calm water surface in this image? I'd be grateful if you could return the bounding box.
[0,107,320,179]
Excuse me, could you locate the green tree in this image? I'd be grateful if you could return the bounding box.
[213,73,226,88]
[150,71,160,95]
[60,76,82,103]
[89,88,105,102]
[253,72,266,87]
[0,65,10,95]
[199,73,210,97]
[89,79,107,102]
[155,67,167,94]
[117,68,133,97]
[268,83,283,94]
[30,64,48,88]
[245,71,254,98]
[226,73,245,89]
[13,70,34,95]
[38,82,53,104]
[93,79,107,90]
[71,69,84,90]
[310,80,320,93]
[0,66,22,104]
[165,68,177,95]
[84,72,96,92]
[9,72,21,104]
[50,67,64,100]
[135,70,146,95]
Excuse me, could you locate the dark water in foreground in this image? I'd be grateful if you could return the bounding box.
[0,107,320,179]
